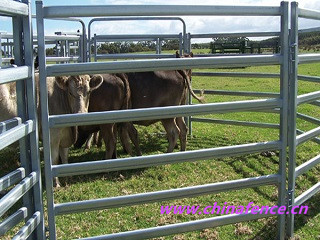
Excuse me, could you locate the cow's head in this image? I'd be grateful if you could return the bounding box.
[55,74,103,114]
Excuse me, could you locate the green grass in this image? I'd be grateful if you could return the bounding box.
[1,61,320,239]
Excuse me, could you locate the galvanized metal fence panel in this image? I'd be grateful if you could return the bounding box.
[0,1,44,239]
[286,2,320,238]
[34,1,319,239]
[35,2,290,240]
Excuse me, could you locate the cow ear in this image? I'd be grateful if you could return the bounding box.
[175,51,180,58]
[89,74,103,91]
[55,76,69,90]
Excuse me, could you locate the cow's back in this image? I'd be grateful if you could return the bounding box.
[127,71,185,108]
[88,73,129,113]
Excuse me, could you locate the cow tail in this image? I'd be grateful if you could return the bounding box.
[179,70,205,103]
[118,73,131,110]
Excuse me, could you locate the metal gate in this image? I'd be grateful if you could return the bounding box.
[30,1,320,239]
[35,1,291,239]
[0,0,44,239]
[287,2,320,238]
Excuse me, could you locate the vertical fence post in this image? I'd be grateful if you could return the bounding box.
[22,1,45,239]
[278,2,289,239]
[36,1,57,239]
[287,1,299,238]
[12,11,35,226]
[94,34,97,62]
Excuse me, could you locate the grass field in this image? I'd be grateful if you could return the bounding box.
[1,59,320,239]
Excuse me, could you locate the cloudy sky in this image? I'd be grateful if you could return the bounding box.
[1,0,320,43]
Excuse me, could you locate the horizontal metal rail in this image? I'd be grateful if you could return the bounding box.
[96,54,175,60]
[297,113,320,125]
[298,8,320,21]
[296,129,320,145]
[298,75,320,83]
[191,118,280,129]
[12,211,41,240]
[295,153,320,177]
[294,182,320,206]
[0,66,31,84]
[309,100,320,107]
[0,117,22,134]
[80,210,273,240]
[49,98,281,128]
[0,167,25,192]
[299,53,320,64]
[297,91,320,105]
[0,207,28,236]
[54,174,279,215]
[52,141,280,178]
[94,34,180,41]
[194,89,279,98]
[296,126,320,146]
[46,55,281,76]
[0,120,35,150]
[0,0,28,16]
[0,172,38,218]
[192,72,280,78]
[43,5,281,18]
[190,32,280,38]
[298,26,320,34]
[0,33,80,41]
[46,56,80,62]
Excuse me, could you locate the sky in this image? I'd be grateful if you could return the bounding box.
[1,0,320,43]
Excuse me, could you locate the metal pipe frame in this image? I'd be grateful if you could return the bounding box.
[0,117,22,134]
[191,117,280,129]
[295,153,320,177]
[95,53,176,60]
[294,182,320,206]
[88,17,186,61]
[52,141,281,177]
[296,126,320,146]
[0,207,28,236]
[80,210,274,240]
[0,1,44,239]
[12,211,41,240]
[192,71,280,78]
[194,89,279,98]
[35,1,298,239]
[0,172,38,218]
[48,99,281,128]
[46,54,281,76]
[190,31,280,39]
[55,174,279,215]
[0,167,25,192]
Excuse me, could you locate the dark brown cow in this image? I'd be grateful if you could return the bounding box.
[121,52,204,154]
[75,73,137,159]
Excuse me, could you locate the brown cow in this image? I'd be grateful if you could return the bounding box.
[75,73,139,159]
[120,52,204,154]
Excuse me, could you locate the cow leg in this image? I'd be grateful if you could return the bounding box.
[119,123,133,155]
[59,147,69,164]
[50,135,61,188]
[127,123,142,156]
[100,124,117,159]
[84,133,94,149]
[96,131,102,148]
[119,122,142,156]
[161,119,180,153]
[175,117,188,151]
